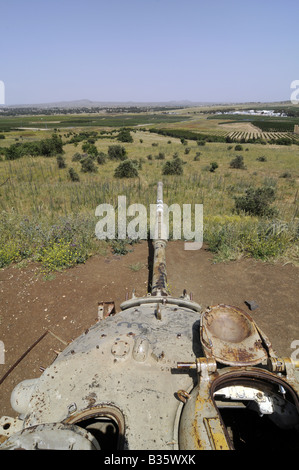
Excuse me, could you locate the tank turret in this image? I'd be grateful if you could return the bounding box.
[0,182,299,451]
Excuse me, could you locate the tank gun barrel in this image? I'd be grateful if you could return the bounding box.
[151,182,168,297]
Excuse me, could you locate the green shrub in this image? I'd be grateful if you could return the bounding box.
[37,240,87,271]
[97,152,107,165]
[230,155,246,169]
[4,134,64,160]
[241,231,289,260]
[117,128,133,143]
[80,156,98,173]
[256,155,267,162]
[114,159,139,178]
[204,217,294,261]
[234,186,277,217]
[162,157,184,175]
[72,152,83,162]
[81,143,98,156]
[0,241,21,268]
[235,144,243,151]
[56,154,67,169]
[110,239,132,255]
[155,152,165,160]
[209,162,218,172]
[108,145,127,160]
[68,167,80,182]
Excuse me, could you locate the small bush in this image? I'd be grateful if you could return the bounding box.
[37,240,87,271]
[82,143,98,156]
[110,239,132,255]
[117,129,133,143]
[56,155,67,169]
[68,167,80,182]
[230,155,246,169]
[235,144,243,151]
[72,152,83,162]
[162,157,184,175]
[0,241,21,268]
[209,162,218,172]
[80,156,98,173]
[108,145,127,161]
[114,159,139,178]
[97,152,107,165]
[234,185,277,217]
[241,231,289,260]
[204,217,293,262]
[155,152,165,160]
[256,156,267,162]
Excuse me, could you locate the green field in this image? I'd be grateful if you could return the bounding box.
[0,105,299,271]
[0,113,190,132]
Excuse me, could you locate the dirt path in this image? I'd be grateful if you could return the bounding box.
[0,240,298,417]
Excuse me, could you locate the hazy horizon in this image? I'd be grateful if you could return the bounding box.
[0,97,293,109]
[1,0,299,106]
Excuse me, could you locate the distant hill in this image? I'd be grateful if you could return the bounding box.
[1,98,292,110]
[2,99,214,109]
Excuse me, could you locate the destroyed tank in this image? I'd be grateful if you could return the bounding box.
[0,182,299,450]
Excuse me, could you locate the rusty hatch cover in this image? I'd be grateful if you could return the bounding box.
[200,304,269,366]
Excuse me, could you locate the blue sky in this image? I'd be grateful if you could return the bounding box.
[1,0,299,104]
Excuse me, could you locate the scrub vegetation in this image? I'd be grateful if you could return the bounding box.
[0,104,298,270]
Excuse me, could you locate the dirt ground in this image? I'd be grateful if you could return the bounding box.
[0,240,299,418]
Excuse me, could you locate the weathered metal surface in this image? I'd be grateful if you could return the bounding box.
[151,241,168,296]
[1,303,202,450]
[151,182,168,297]
[178,362,232,450]
[97,301,115,321]
[179,364,299,450]
[0,423,100,450]
[200,305,269,366]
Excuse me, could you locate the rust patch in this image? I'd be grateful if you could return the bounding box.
[84,392,97,408]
